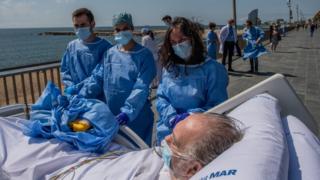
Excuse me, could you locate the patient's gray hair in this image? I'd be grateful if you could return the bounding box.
[186,113,243,166]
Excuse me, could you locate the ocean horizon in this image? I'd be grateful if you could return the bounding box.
[0,24,254,71]
[0,26,168,71]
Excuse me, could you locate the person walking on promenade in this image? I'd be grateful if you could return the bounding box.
[61,8,112,97]
[270,25,281,52]
[219,19,237,71]
[310,22,316,37]
[207,22,219,59]
[242,20,267,73]
[296,23,300,31]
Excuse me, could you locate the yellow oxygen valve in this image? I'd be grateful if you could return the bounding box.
[69,119,92,132]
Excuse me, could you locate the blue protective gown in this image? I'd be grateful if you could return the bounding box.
[61,37,112,90]
[24,82,119,153]
[207,31,218,59]
[242,27,267,60]
[80,44,156,146]
[156,58,229,142]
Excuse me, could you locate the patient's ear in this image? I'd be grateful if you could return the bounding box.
[185,161,203,178]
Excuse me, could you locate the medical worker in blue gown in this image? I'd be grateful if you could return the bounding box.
[156,17,229,143]
[242,20,267,73]
[80,13,156,146]
[61,8,112,95]
[207,22,219,59]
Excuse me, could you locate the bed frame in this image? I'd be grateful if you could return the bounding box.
[206,73,318,135]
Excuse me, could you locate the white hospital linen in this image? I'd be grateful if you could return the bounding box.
[0,117,124,180]
[46,149,163,180]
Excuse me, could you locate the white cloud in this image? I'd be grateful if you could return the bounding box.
[0,0,40,28]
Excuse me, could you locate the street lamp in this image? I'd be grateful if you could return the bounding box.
[232,0,238,30]
[287,0,293,23]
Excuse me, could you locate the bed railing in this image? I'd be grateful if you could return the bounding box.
[0,62,62,117]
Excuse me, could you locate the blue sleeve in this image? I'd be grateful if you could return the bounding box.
[120,51,156,121]
[60,49,74,88]
[156,80,178,127]
[257,27,265,39]
[78,60,104,99]
[242,31,249,40]
[187,62,229,113]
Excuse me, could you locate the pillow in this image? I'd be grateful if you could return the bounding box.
[191,93,289,180]
[282,115,320,180]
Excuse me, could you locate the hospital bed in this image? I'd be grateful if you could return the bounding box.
[191,73,320,180]
[0,104,149,151]
[1,73,319,180]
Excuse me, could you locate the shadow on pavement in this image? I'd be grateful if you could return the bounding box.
[253,72,297,78]
[274,51,297,54]
[228,70,253,77]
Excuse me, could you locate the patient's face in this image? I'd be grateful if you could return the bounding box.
[165,115,204,179]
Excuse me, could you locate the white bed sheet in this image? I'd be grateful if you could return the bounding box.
[0,117,164,180]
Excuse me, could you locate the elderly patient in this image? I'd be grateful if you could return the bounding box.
[157,113,243,180]
[0,113,242,179]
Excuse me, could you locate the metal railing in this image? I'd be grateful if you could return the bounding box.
[0,62,62,116]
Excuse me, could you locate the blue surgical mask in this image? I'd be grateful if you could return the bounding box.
[172,40,192,61]
[161,140,172,168]
[75,27,92,41]
[114,30,133,45]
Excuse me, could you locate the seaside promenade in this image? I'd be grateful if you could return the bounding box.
[225,29,320,135]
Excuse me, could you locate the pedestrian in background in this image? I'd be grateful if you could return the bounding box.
[219,19,237,71]
[207,22,219,59]
[242,20,267,73]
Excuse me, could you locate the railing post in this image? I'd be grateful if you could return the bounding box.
[12,75,19,103]
[3,77,10,105]
[20,74,30,119]
[36,71,42,96]
[28,72,35,103]
[57,67,62,90]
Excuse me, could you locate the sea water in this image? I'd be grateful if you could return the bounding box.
[0,27,165,71]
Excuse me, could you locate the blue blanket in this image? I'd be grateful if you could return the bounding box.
[22,82,119,153]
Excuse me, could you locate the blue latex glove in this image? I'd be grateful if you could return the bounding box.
[116,112,129,125]
[170,113,190,129]
[64,86,77,95]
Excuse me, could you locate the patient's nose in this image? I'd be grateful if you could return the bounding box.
[165,135,172,145]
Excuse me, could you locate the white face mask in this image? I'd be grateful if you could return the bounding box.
[172,40,192,61]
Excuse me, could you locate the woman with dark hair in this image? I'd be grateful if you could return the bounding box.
[156,17,229,143]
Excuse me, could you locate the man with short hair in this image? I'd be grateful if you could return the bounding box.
[61,8,112,96]
[219,19,237,71]
[158,113,243,180]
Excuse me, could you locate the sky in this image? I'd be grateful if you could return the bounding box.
[0,0,319,28]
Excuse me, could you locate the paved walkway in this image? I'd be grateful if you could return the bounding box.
[226,29,320,135]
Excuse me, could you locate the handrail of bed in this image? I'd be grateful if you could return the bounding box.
[119,126,149,149]
[206,73,318,135]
